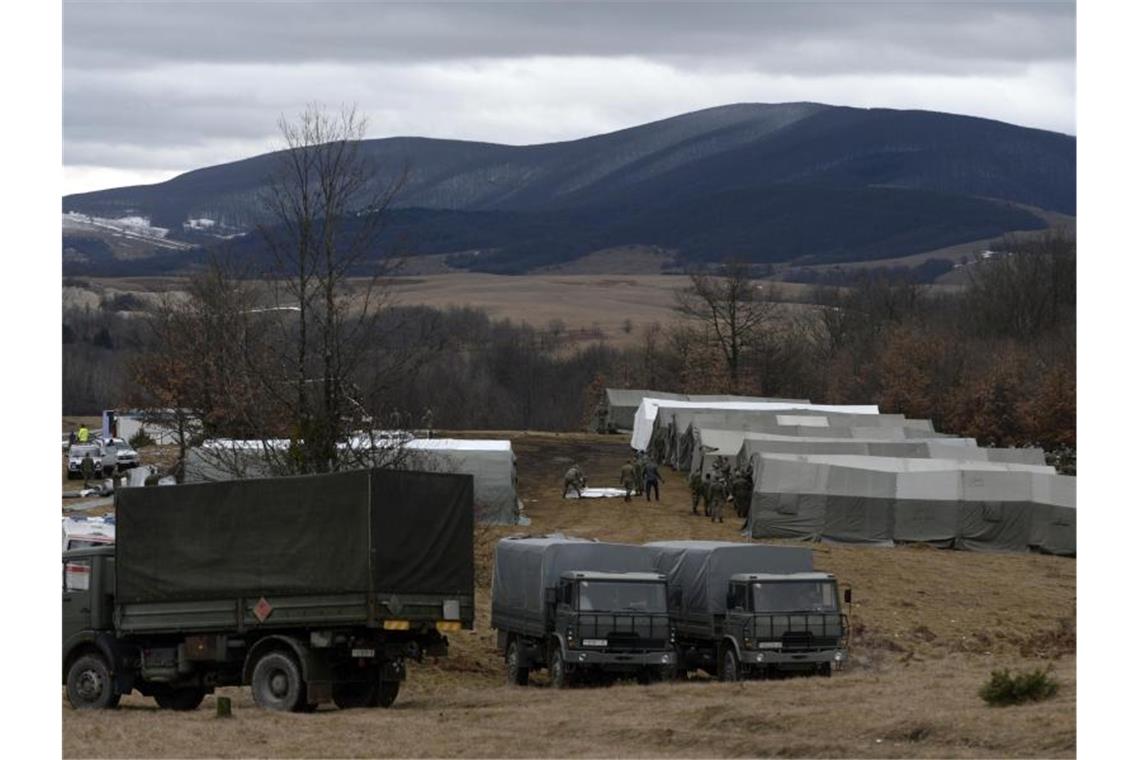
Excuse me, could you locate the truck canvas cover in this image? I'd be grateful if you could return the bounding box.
[115,468,474,603]
[491,537,657,620]
[645,541,814,616]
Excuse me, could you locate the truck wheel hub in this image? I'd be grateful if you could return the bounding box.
[269,671,290,697]
[77,670,103,700]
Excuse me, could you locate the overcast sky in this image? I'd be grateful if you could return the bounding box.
[63,1,1075,195]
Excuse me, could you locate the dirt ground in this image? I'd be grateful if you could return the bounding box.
[62,432,1076,758]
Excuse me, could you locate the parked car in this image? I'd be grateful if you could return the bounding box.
[98,436,140,470]
[66,443,109,479]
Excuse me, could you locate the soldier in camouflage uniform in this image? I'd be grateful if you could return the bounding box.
[731,468,751,518]
[701,472,713,516]
[620,459,637,502]
[688,470,704,515]
[709,475,728,524]
[563,464,586,499]
[633,451,646,496]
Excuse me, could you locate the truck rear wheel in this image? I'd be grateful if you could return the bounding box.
[506,640,529,686]
[66,653,120,710]
[719,646,740,683]
[332,679,378,709]
[377,680,400,707]
[549,648,571,689]
[251,651,305,712]
[154,686,206,711]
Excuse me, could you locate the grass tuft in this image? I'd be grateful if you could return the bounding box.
[979,667,1059,706]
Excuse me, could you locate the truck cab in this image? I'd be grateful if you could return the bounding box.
[721,571,848,679]
[549,571,675,686]
[62,546,125,708]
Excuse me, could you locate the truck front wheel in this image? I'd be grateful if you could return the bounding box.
[251,651,305,712]
[719,646,740,683]
[506,640,529,686]
[66,653,120,710]
[549,648,571,689]
[154,686,206,711]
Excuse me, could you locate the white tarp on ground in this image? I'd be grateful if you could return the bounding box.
[746,453,1074,555]
[631,399,880,451]
[564,487,629,499]
[184,436,520,524]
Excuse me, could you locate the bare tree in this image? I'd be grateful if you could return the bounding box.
[674,260,780,391]
[251,103,409,473]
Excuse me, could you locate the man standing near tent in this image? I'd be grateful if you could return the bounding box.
[633,451,646,496]
[709,475,728,524]
[562,464,586,499]
[702,472,713,516]
[620,459,637,502]
[688,470,704,515]
[643,458,664,502]
[731,468,752,518]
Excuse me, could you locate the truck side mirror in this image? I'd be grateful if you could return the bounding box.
[843,589,852,604]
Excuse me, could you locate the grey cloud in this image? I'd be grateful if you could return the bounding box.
[62,1,1075,192]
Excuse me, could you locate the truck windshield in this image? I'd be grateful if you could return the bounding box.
[752,581,837,613]
[578,581,666,613]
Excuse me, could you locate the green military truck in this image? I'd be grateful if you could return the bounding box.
[62,468,475,711]
[647,541,849,680]
[491,536,676,687]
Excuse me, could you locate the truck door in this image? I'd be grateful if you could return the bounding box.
[63,557,93,643]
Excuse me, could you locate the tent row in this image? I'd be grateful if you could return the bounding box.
[614,390,1074,556]
[745,454,1075,555]
[184,436,520,524]
[601,389,808,432]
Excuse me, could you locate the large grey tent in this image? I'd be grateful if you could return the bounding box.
[681,414,949,473]
[673,412,949,473]
[633,400,881,458]
[746,454,1074,555]
[184,436,521,524]
[732,434,1044,473]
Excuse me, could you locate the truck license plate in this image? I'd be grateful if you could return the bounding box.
[351,648,376,658]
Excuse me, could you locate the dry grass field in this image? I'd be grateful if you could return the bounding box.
[62,432,1076,758]
[65,274,822,348]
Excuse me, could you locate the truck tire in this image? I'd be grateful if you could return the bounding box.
[377,680,400,708]
[719,646,740,683]
[332,679,379,709]
[506,640,529,686]
[154,686,206,711]
[251,651,306,712]
[66,653,120,710]
[549,648,571,689]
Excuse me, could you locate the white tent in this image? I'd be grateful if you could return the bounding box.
[184,436,520,524]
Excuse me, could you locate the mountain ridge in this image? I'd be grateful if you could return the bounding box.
[62,102,1075,275]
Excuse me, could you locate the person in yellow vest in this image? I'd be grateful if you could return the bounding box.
[77,424,89,443]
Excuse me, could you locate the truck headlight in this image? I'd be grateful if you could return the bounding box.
[834,651,845,662]
[755,653,765,662]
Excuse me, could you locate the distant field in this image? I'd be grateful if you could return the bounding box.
[63,432,1075,758]
[64,274,823,347]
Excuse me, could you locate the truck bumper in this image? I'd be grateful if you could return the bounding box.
[564,649,675,669]
[742,648,846,668]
